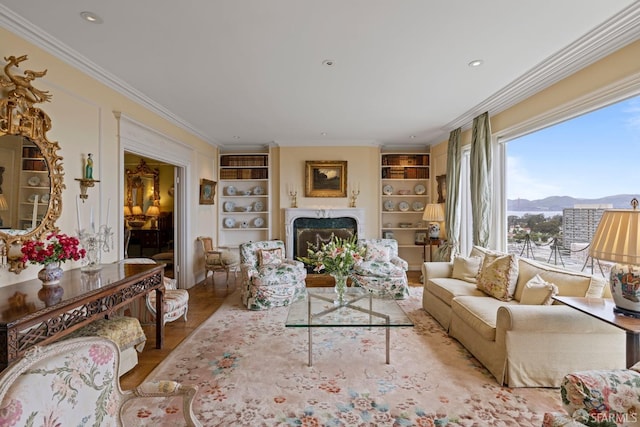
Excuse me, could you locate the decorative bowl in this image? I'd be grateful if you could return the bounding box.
[127,220,146,229]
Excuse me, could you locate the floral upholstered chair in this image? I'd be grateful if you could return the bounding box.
[240,240,307,310]
[543,364,640,426]
[0,337,201,426]
[122,258,189,325]
[350,238,410,299]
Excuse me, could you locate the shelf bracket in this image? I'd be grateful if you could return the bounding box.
[75,178,100,200]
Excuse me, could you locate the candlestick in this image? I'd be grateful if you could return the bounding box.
[349,188,360,208]
[31,195,39,229]
[105,198,111,226]
[76,195,83,232]
[90,206,95,233]
[288,188,298,208]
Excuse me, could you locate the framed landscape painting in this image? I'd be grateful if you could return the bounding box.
[305,160,347,197]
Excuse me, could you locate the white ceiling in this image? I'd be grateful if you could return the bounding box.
[1,1,639,148]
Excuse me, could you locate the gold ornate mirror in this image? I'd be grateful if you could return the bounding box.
[0,55,64,273]
[125,159,159,228]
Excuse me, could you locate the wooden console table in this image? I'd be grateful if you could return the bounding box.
[0,262,165,371]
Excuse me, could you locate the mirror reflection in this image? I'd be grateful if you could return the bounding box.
[125,159,160,229]
[0,135,51,233]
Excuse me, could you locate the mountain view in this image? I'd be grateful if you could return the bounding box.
[507,194,639,212]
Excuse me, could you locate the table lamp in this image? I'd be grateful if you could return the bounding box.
[145,205,160,229]
[589,198,640,317]
[423,203,444,239]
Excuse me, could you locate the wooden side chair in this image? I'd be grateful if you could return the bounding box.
[197,236,239,286]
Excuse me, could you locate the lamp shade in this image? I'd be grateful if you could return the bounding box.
[131,205,143,216]
[123,205,132,216]
[589,209,640,265]
[145,205,160,217]
[422,203,445,222]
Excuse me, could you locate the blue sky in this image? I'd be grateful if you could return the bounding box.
[507,94,640,200]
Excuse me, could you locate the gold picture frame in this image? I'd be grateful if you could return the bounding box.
[199,179,216,204]
[305,160,347,197]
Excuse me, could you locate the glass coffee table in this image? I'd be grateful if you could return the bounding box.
[285,287,414,366]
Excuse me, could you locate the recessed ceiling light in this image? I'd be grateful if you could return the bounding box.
[468,59,484,67]
[322,60,335,67]
[320,132,327,136]
[410,135,416,139]
[80,11,103,24]
[232,136,240,139]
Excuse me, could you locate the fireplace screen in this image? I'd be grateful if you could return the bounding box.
[293,217,357,261]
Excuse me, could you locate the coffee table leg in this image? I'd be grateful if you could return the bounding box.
[386,321,390,364]
[627,331,640,368]
[308,326,313,367]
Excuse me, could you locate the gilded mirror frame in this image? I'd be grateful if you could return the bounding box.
[125,158,160,211]
[0,55,65,273]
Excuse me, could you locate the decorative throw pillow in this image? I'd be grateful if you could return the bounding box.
[451,256,483,283]
[520,274,558,305]
[365,244,391,262]
[476,254,519,301]
[258,248,283,267]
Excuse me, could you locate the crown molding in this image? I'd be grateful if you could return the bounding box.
[441,1,640,139]
[0,5,216,147]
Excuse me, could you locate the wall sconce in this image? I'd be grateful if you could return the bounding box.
[76,153,99,200]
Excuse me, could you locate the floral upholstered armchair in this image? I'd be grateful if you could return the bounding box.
[543,364,640,426]
[350,238,410,299]
[0,337,201,426]
[240,240,307,310]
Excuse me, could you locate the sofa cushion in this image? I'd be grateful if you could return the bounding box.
[514,257,599,300]
[258,248,283,267]
[520,274,558,305]
[452,256,483,283]
[426,277,485,306]
[365,243,392,262]
[477,254,519,301]
[451,296,519,341]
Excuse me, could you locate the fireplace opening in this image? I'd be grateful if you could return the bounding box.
[293,217,357,269]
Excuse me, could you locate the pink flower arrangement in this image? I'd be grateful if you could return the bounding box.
[21,232,86,265]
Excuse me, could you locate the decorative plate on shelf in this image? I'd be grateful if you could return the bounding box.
[412,201,425,211]
[223,217,236,228]
[240,221,249,228]
[27,194,39,203]
[383,200,395,211]
[398,201,410,212]
[225,186,237,196]
[382,184,393,195]
[253,217,265,228]
[414,184,426,195]
[252,186,264,195]
[253,200,264,212]
[41,194,50,203]
[223,201,235,212]
[28,176,40,187]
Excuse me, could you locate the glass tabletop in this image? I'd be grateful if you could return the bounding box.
[285,287,414,328]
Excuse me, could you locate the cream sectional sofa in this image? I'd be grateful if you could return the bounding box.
[422,246,626,387]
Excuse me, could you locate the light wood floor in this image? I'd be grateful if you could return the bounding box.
[119,270,422,390]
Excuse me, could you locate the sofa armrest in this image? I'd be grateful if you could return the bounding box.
[390,256,408,271]
[282,259,306,269]
[240,263,258,280]
[496,305,623,333]
[422,262,453,283]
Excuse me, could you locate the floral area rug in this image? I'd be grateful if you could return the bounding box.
[131,287,564,426]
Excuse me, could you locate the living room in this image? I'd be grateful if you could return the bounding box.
[1,2,640,424]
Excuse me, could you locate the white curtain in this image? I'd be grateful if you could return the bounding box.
[470,112,492,247]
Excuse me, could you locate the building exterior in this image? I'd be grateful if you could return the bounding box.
[562,205,612,247]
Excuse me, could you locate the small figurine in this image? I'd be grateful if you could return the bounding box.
[85,153,93,180]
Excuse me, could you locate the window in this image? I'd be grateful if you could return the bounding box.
[504,94,640,274]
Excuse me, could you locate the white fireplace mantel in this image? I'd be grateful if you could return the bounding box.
[284,208,365,259]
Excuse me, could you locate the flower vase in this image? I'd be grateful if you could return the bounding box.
[38,262,63,287]
[331,273,348,303]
